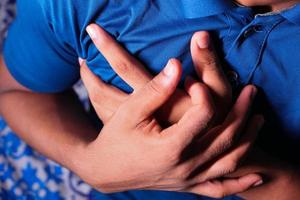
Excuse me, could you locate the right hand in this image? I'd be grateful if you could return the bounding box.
[77,57,264,198]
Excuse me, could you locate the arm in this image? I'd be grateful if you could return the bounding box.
[85,25,300,198]
[0,0,99,170]
[0,52,261,197]
[78,26,265,196]
[0,0,262,193]
[0,55,98,171]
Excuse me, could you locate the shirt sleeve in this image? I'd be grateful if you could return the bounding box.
[3,0,80,93]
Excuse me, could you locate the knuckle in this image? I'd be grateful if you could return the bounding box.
[113,59,132,74]
[205,59,218,69]
[201,55,219,71]
[148,80,164,96]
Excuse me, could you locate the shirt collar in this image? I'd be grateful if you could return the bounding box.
[280,3,300,27]
[180,0,235,18]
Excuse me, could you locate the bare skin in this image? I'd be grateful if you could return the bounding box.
[0,32,262,197]
[1,0,299,197]
[235,0,300,11]
[84,25,300,199]
[81,25,265,196]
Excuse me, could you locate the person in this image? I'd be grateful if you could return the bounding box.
[0,0,298,198]
[0,0,265,199]
[82,0,300,198]
[83,25,300,200]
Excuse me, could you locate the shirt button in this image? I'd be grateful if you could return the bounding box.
[253,25,263,32]
[227,70,239,87]
[243,25,263,38]
[243,28,253,38]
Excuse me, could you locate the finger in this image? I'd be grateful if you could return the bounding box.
[121,59,182,124]
[164,77,215,148]
[176,86,258,177]
[175,114,263,182]
[80,60,128,121]
[191,31,232,116]
[188,174,263,198]
[197,85,258,161]
[193,115,264,182]
[184,76,215,108]
[86,24,152,90]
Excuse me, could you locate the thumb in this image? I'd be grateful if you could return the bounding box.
[122,59,182,124]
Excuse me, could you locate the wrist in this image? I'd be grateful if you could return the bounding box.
[63,129,99,176]
[67,135,106,188]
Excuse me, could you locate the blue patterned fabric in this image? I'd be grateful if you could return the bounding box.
[0,116,93,199]
[0,0,15,51]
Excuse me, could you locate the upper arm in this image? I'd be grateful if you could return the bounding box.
[2,0,80,93]
[0,55,29,93]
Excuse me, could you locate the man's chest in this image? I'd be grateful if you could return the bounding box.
[83,5,243,92]
[225,16,300,140]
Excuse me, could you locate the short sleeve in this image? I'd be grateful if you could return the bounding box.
[3,0,80,93]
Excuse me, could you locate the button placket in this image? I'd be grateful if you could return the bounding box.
[243,24,264,38]
[227,70,240,89]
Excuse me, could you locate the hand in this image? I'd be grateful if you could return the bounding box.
[224,149,300,200]
[84,25,232,125]
[77,59,263,197]
[75,25,264,197]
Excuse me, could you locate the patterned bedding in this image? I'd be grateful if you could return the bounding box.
[0,1,93,199]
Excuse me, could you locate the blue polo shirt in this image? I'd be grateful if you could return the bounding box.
[223,4,300,163]
[4,0,240,93]
[3,1,246,199]
[3,0,300,199]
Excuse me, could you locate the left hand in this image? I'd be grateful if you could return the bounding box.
[226,149,300,200]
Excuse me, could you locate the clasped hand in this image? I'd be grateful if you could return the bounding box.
[76,25,264,198]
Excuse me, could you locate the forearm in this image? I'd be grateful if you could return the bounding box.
[0,90,98,171]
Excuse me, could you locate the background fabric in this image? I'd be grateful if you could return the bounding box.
[0,0,15,51]
[0,0,93,198]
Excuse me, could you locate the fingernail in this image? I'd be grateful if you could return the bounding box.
[78,58,84,66]
[163,59,176,77]
[252,180,263,187]
[197,32,210,49]
[86,25,97,39]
